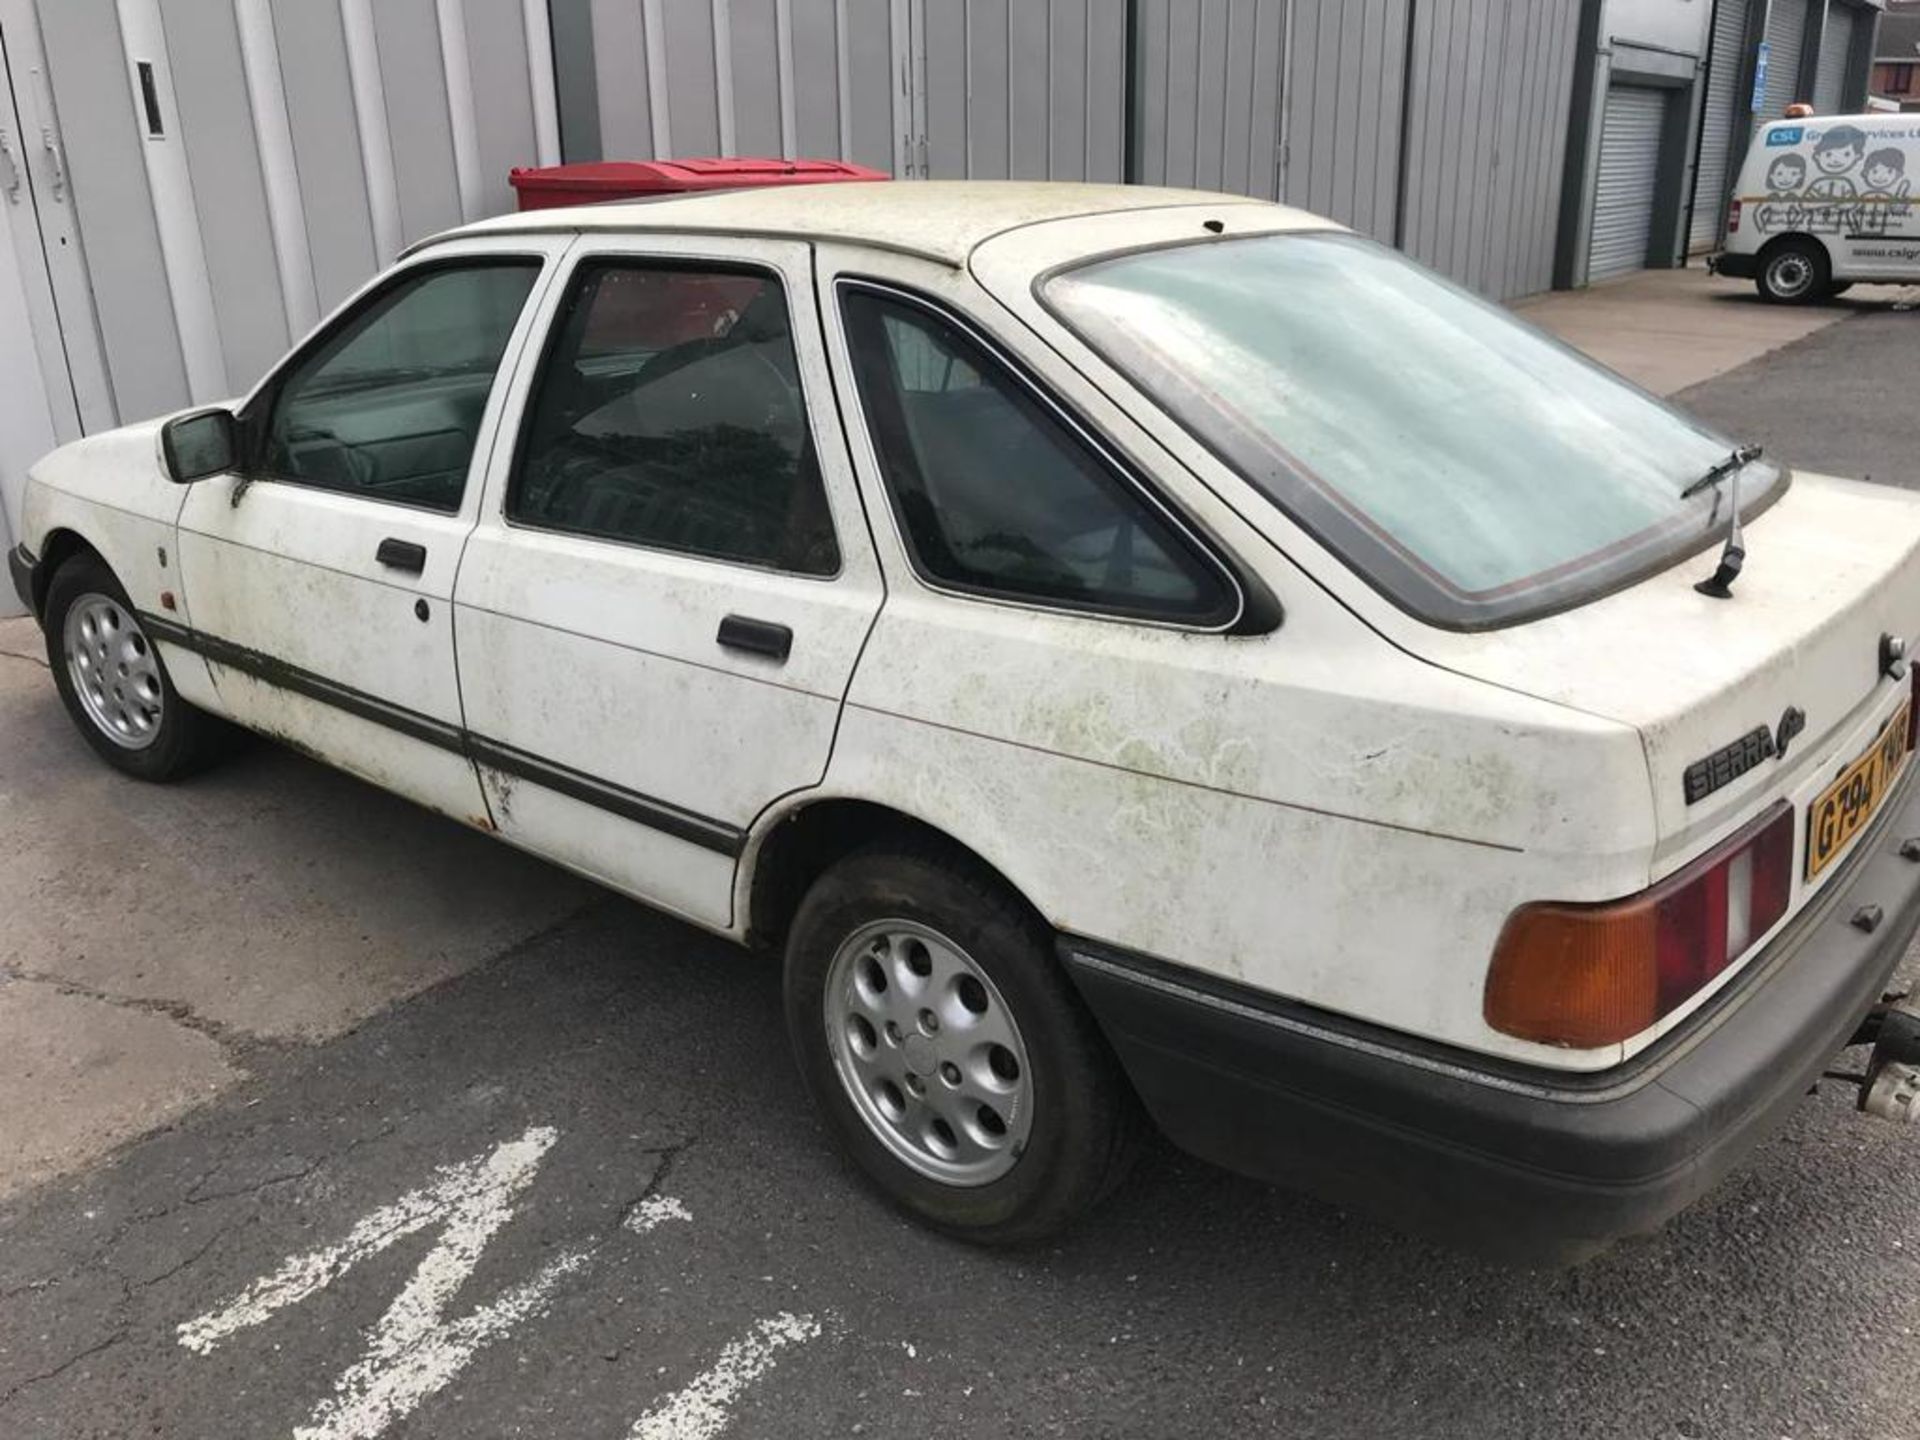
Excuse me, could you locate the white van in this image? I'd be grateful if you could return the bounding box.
[1713,112,1920,302]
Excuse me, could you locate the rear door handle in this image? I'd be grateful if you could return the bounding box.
[717,615,792,662]
[376,538,427,575]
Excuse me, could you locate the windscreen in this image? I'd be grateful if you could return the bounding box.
[1044,232,1784,628]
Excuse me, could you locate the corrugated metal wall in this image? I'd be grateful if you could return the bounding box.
[1282,0,1409,239]
[1812,2,1856,112]
[1690,0,1750,252]
[34,0,553,424]
[1760,0,1811,120]
[1133,0,1288,197]
[579,0,1125,182]
[1398,0,1581,299]
[1587,83,1667,280]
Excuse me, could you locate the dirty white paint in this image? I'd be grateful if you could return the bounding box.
[627,1313,822,1440]
[625,1193,694,1233]
[178,1126,560,1355]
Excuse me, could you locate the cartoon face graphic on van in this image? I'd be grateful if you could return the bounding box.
[1767,154,1807,193]
[1862,148,1909,196]
[1813,126,1867,177]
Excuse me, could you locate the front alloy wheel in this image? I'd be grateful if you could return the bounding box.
[62,593,166,750]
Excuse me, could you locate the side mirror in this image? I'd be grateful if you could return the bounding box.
[161,408,238,484]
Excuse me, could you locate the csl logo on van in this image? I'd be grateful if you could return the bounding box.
[1683,706,1807,805]
[1767,127,1805,147]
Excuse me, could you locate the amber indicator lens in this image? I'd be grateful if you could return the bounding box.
[1485,802,1793,1049]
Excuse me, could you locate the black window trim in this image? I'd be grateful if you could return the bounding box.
[500,252,845,582]
[834,277,1272,636]
[236,253,548,518]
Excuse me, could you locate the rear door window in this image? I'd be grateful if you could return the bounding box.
[509,261,840,576]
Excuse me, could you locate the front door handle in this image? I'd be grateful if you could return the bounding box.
[376,538,427,574]
[716,615,792,662]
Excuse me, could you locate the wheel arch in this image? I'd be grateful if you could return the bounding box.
[742,796,1049,955]
[30,527,107,616]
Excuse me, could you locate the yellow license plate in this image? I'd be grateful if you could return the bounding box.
[1807,702,1912,880]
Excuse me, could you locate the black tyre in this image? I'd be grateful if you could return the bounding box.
[43,553,233,781]
[784,842,1140,1244]
[1755,238,1829,305]
[1827,281,1854,298]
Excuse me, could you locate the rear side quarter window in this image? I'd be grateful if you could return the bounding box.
[838,284,1239,628]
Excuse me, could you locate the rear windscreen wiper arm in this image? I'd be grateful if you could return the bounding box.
[1681,443,1764,499]
[1685,444,1764,599]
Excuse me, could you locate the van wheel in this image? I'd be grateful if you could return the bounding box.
[783,843,1140,1244]
[1755,239,1828,304]
[43,553,233,782]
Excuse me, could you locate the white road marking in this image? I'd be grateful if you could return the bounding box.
[179,1127,560,1355]
[627,1313,822,1440]
[177,1127,600,1440]
[625,1194,693,1234]
[293,1247,590,1440]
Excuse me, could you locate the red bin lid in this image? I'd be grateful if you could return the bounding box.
[508,157,891,198]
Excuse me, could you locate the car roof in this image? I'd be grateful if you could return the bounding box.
[409,180,1296,267]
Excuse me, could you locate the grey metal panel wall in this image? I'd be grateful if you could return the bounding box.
[728,0,784,155]
[789,0,845,156]
[1690,0,1750,251]
[271,0,377,312]
[588,0,656,156]
[1402,0,1580,298]
[463,0,541,215]
[1761,0,1810,119]
[921,0,1124,180]
[1813,3,1855,111]
[661,0,723,154]
[373,0,465,244]
[1588,83,1666,279]
[156,0,288,389]
[1135,0,1285,197]
[1285,0,1409,241]
[841,0,899,170]
[35,2,188,420]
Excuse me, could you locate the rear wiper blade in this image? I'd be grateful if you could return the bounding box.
[1686,445,1764,599]
[1681,443,1764,499]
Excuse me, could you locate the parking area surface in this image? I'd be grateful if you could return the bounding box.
[2,291,1917,1439]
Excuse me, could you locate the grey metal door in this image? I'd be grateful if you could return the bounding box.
[1812,3,1856,113]
[1760,0,1810,121]
[1588,84,1666,282]
[1690,0,1750,252]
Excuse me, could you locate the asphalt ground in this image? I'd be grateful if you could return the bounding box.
[1,289,1917,1440]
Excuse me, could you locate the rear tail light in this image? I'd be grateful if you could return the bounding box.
[1485,801,1794,1049]
[1727,199,1742,235]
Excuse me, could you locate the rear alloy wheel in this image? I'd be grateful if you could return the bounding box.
[784,844,1139,1244]
[1756,239,1829,305]
[44,553,232,782]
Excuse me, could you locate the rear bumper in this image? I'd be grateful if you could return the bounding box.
[1063,771,1920,1264]
[7,543,36,617]
[1709,251,1758,279]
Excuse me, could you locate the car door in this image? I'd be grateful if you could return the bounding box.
[174,236,569,818]
[454,235,884,929]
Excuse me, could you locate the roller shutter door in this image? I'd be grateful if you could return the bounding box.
[1691,0,1752,252]
[1813,5,1857,114]
[1589,86,1667,281]
[1760,0,1811,122]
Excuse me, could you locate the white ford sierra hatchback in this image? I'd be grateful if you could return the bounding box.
[12,184,1920,1261]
